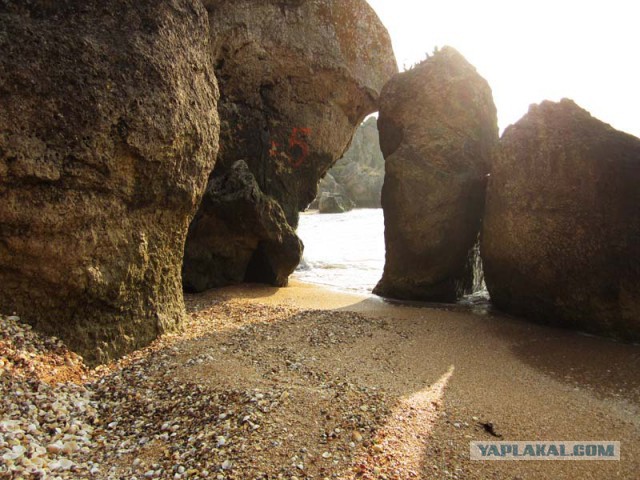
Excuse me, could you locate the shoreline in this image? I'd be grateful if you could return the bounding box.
[282,279,639,346]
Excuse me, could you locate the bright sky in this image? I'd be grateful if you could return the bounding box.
[366,0,640,138]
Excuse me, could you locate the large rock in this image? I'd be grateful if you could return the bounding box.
[331,116,385,207]
[0,0,220,365]
[183,161,302,292]
[374,47,498,302]
[483,99,640,339]
[184,0,397,290]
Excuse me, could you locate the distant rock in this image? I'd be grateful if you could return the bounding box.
[183,161,302,292]
[318,192,354,214]
[0,0,220,365]
[374,47,498,302]
[483,99,640,339]
[184,0,397,289]
[330,117,385,208]
[308,173,349,210]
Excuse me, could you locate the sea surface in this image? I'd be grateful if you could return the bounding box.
[294,209,385,295]
[294,209,490,306]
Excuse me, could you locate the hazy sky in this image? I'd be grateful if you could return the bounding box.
[366,0,639,138]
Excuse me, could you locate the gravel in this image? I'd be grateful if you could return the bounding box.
[3,286,639,480]
[0,303,399,480]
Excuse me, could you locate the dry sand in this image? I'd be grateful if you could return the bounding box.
[2,280,639,479]
[192,280,640,479]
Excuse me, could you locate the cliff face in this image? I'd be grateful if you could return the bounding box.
[0,0,220,365]
[374,47,498,302]
[483,99,640,340]
[184,0,397,290]
[327,117,385,208]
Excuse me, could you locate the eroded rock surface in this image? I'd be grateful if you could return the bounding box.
[0,0,220,364]
[331,117,385,208]
[183,161,302,292]
[318,192,354,214]
[308,173,349,210]
[483,99,640,339]
[184,0,397,289]
[374,47,498,302]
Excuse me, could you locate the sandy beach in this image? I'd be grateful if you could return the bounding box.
[182,281,640,479]
[2,280,639,479]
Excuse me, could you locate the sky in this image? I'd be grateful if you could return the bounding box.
[366,0,639,138]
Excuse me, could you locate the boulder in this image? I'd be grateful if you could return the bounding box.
[374,47,498,302]
[482,99,640,339]
[331,116,385,207]
[308,173,349,210]
[318,192,354,214]
[0,0,220,365]
[183,161,302,292]
[184,0,397,289]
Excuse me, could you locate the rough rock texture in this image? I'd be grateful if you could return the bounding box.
[483,99,640,339]
[0,0,220,365]
[374,47,498,302]
[331,116,385,207]
[318,192,354,214]
[308,173,349,210]
[183,161,302,292]
[183,0,397,289]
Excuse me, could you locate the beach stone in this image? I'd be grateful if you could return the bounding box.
[374,47,498,302]
[183,161,302,292]
[483,99,640,339]
[0,0,220,365]
[184,0,397,288]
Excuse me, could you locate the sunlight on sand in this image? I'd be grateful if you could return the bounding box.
[349,366,455,479]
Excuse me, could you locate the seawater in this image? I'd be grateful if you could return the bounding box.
[294,209,490,306]
[294,209,385,295]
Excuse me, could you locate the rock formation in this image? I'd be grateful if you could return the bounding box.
[482,99,640,339]
[374,47,498,302]
[183,0,397,290]
[0,0,220,365]
[318,192,354,214]
[308,173,355,213]
[330,117,385,208]
[183,161,302,292]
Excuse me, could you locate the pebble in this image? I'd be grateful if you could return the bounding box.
[0,304,395,480]
[62,441,79,455]
[47,442,63,454]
